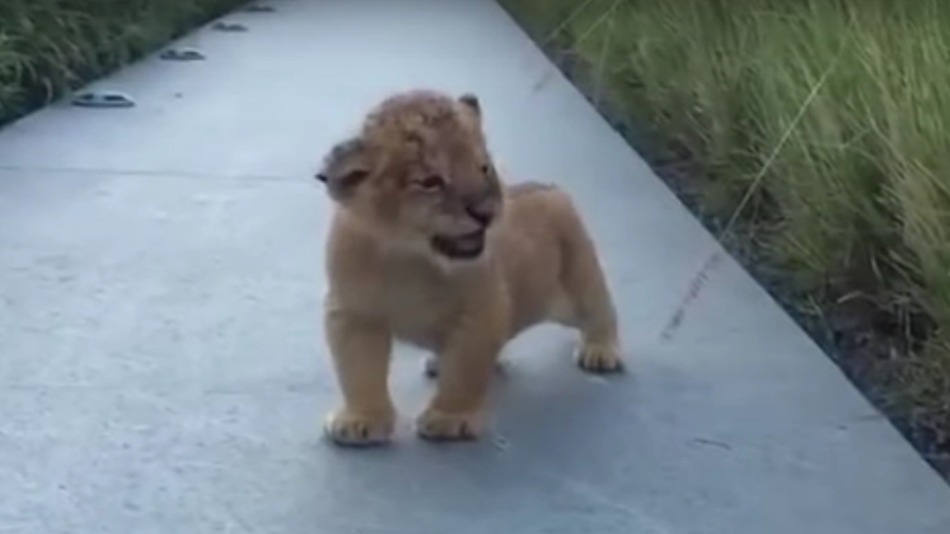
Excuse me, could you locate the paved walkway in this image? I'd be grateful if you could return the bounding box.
[1,1,948,532]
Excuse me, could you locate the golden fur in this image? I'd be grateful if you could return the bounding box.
[315,89,622,445]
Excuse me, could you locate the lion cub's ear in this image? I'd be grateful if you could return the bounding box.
[458,93,481,118]
[315,137,371,201]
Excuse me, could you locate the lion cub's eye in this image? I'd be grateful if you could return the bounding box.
[481,164,491,175]
[416,175,445,191]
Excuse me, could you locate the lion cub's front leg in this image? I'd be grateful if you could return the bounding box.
[323,305,396,447]
[416,310,506,442]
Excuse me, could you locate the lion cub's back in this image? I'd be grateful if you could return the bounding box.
[502,181,583,237]
[497,181,586,330]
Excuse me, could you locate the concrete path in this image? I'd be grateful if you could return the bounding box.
[1,1,948,532]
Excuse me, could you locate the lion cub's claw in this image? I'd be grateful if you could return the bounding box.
[415,408,484,442]
[576,342,624,374]
[324,409,395,447]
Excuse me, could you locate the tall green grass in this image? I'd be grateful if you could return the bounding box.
[0,0,246,125]
[501,0,950,473]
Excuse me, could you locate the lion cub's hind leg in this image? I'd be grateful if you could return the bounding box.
[553,196,624,374]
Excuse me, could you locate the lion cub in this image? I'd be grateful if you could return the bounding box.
[315,89,623,446]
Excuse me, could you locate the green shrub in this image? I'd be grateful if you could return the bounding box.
[501,0,950,475]
[0,0,245,124]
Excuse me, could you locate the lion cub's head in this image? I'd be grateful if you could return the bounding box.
[316,90,503,261]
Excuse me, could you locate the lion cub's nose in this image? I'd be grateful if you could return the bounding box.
[466,203,495,228]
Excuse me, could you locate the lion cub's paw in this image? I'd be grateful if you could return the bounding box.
[415,408,484,442]
[576,342,624,374]
[324,408,395,447]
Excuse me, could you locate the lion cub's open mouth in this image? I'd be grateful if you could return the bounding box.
[431,230,486,260]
